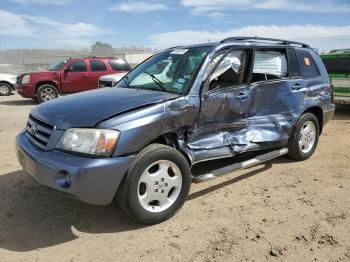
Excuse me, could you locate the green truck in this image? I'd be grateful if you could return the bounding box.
[321,49,350,105]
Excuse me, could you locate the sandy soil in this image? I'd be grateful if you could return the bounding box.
[0,94,349,262]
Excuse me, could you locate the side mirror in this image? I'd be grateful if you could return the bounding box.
[64,67,71,73]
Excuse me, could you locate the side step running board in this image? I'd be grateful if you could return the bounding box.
[192,147,288,183]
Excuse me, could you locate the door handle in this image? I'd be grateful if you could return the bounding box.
[292,83,302,90]
[236,92,248,100]
[81,75,88,78]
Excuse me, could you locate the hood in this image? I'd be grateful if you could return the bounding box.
[100,72,127,81]
[0,73,17,84]
[0,73,16,78]
[20,71,58,77]
[31,87,178,129]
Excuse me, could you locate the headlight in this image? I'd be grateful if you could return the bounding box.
[57,128,120,157]
[11,76,17,82]
[21,75,31,84]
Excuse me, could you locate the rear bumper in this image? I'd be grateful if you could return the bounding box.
[323,104,335,126]
[16,131,135,205]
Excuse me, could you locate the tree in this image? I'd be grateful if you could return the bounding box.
[90,41,114,55]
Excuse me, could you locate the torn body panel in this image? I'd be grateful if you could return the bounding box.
[183,78,303,163]
[101,45,332,165]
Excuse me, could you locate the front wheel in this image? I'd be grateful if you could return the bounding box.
[36,84,58,103]
[288,113,320,161]
[117,144,191,224]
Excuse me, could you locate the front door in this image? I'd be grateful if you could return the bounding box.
[61,60,90,93]
[187,49,253,162]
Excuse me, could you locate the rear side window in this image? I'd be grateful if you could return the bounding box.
[252,49,288,83]
[287,48,300,78]
[68,60,87,72]
[90,60,107,71]
[296,50,320,79]
[108,59,131,71]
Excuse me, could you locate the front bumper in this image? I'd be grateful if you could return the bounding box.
[16,83,36,98]
[16,131,135,205]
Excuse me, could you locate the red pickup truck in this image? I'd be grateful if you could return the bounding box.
[16,57,131,103]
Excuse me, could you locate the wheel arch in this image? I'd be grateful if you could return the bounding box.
[302,106,323,133]
[0,81,14,90]
[147,132,192,165]
[36,81,59,94]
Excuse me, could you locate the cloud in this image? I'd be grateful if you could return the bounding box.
[0,10,107,48]
[9,0,73,5]
[181,0,350,16]
[110,1,168,13]
[148,24,350,50]
[0,10,35,36]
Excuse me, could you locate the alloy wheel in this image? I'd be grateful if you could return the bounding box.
[137,160,182,213]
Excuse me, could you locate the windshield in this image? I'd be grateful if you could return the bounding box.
[49,60,67,71]
[116,47,211,95]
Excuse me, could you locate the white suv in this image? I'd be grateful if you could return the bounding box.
[0,73,17,96]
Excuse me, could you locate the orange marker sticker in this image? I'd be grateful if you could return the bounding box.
[304,57,311,66]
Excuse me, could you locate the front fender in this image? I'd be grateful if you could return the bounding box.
[100,96,200,157]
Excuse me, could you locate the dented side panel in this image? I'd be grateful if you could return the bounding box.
[101,46,333,164]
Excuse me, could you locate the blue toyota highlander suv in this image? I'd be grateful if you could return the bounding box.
[16,37,335,224]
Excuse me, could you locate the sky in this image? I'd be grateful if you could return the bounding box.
[0,0,349,51]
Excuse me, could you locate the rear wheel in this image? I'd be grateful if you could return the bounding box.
[117,144,191,224]
[0,83,12,96]
[288,113,320,161]
[36,84,58,103]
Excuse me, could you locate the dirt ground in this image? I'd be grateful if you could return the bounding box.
[0,93,349,262]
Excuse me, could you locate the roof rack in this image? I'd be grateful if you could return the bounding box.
[220,36,310,48]
[79,56,115,59]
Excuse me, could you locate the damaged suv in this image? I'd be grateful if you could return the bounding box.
[16,37,334,224]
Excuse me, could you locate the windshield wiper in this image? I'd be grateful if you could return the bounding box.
[144,72,166,92]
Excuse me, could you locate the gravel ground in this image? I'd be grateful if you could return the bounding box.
[0,94,349,262]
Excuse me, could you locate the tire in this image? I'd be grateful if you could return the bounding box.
[117,144,191,224]
[288,113,320,161]
[0,83,12,96]
[36,84,58,103]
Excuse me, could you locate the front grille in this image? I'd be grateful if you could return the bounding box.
[98,80,113,88]
[26,115,54,148]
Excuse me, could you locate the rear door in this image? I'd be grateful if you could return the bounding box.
[246,48,307,146]
[61,60,90,93]
[88,59,109,90]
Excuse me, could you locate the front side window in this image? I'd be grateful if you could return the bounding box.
[296,50,320,79]
[252,50,288,83]
[68,60,87,72]
[116,47,211,95]
[90,60,107,72]
[209,50,248,91]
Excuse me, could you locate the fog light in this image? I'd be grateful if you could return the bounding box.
[56,171,71,188]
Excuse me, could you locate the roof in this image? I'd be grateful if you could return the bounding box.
[68,56,121,61]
